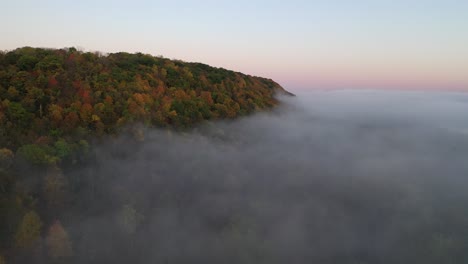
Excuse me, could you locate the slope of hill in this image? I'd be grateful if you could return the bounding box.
[0,47,291,263]
[0,47,290,148]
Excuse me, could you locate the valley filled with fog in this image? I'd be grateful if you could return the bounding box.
[59,90,468,263]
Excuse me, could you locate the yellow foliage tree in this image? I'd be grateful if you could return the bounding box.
[14,210,42,249]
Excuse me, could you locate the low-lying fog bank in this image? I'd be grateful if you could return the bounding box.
[52,90,468,263]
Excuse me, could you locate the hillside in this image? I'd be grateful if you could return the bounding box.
[0,47,290,150]
[0,47,291,263]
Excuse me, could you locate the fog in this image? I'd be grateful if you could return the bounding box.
[61,90,468,263]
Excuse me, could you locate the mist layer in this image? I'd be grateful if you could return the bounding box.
[56,90,468,264]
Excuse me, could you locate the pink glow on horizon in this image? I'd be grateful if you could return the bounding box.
[246,62,468,91]
[277,75,468,92]
[203,56,468,92]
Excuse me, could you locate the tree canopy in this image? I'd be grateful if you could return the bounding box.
[0,47,288,150]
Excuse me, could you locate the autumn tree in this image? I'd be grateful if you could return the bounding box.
[45,220,73,260]
[6,87,19,101]
[14,210,42,250]
[200,91,214,105]
[0,148,14,194]
[0,148,14,170]
[62,111,79,132]
[48,104,63,127]
[43,164,68,212]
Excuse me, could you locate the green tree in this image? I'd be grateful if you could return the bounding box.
[17,144,56,165]
[53,139,71,160]
[7,102,30,128]
[17,55,38,71]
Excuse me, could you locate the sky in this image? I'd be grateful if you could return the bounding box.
[1,0,467,92]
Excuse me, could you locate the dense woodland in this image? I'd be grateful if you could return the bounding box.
[0,47,288,148]
[0,47,289,263]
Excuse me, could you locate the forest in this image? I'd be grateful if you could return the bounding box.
[0,47,289,263]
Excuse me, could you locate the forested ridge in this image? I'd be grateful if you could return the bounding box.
[0,47,290,263]
[0,47,289,149]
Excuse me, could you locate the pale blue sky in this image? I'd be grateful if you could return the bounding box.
[1,0,467,91]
